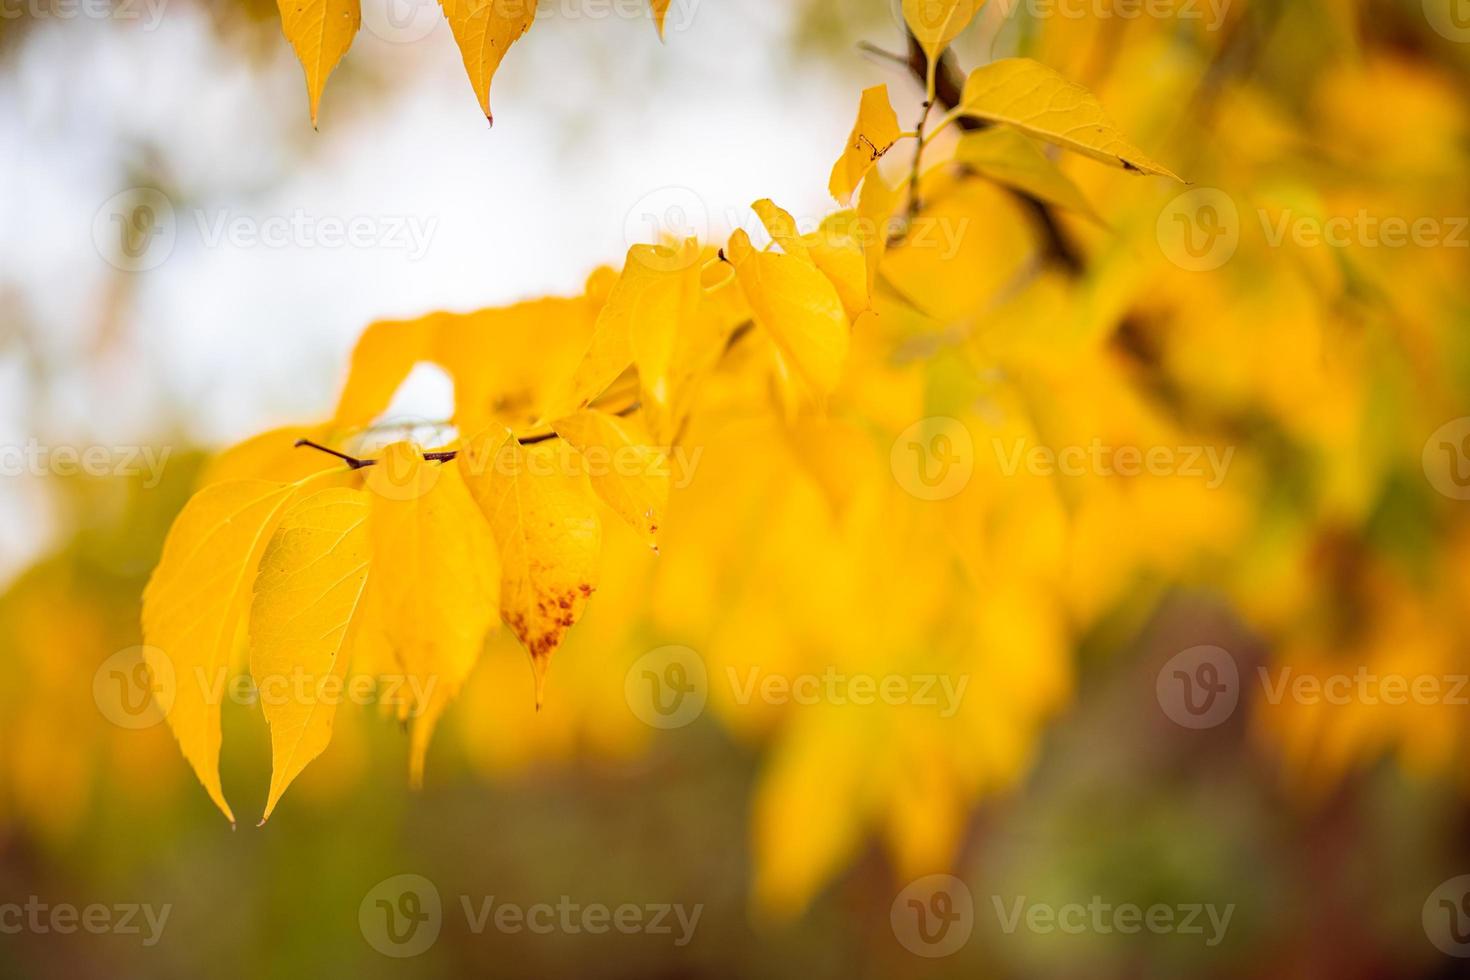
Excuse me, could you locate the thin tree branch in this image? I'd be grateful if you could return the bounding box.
[294,401,644,469]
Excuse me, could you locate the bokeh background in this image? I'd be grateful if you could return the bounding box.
[4,0,1470,976]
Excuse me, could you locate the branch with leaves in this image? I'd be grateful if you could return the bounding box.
[146,0,1181,826]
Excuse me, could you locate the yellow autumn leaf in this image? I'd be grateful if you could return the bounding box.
[439,0,538,123]
[332,316,433,428]
[829,85,905,205]
[553,409,670,547]
[275,0,361,128]
[141,479,307,823]
[901,0,982,64]
[752,199,811,263]
[856,169,899,294]
[803,212,871,321]
[459,429,602,701]
[649,0,670,37]
[197,425,344,487]
[726,227,850,396]
[958,58,1182,180]
[556,241,698,417]
[363,443,500,785]
[953,126,1101,222]
[249,487,372,822]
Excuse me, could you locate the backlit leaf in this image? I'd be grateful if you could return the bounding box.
[958,58,1182,180]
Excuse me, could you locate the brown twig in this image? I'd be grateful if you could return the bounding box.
[294,400,643,469]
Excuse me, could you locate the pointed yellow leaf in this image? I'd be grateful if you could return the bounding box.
[142,480,303,823]
[958,58,1182,179]
[439,0,537,122]
[459,430,602,700]
[829,85,904,204]
[650,0,670,36]
[726,228,850,396]
[276,0,361,127]
[752,199,811,263]
[553,409,670,547]
[364,443,499,785]
[250,488,372,822]
[953,126,1102,221]
[902,0,983,63]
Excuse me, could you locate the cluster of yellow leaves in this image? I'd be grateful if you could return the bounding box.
[139,0,1470,920]
[276,0,672,126]
[141,175,896,823]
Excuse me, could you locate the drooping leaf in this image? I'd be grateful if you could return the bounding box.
[459,430,602,702]
[250,487,372,822]
[141,479,306,823]
[649,0,671,37]
[958,58,1182,180]
[275,0,361,128]
[439,0,538,123]
[726,227,850,397]
[553,409,670,548]
[829,85,905,205]
[363,443,500,785]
